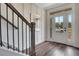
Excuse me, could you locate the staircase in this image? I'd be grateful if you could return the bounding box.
[0,3,36,56]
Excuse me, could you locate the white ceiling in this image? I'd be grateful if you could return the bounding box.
[34,3,56,8]
[34,3,65,10]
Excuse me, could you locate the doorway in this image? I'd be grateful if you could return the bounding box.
[50,10,73,45]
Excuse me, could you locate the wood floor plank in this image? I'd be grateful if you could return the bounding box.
[35,41,79,56]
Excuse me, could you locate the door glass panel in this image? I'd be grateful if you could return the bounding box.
[67,14,72,41]
[55,16,64,32]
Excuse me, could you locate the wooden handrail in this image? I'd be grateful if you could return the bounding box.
[5,3,31,27]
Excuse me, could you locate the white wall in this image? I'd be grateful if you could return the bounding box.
[24,3,45,44]
[72,3,79,47]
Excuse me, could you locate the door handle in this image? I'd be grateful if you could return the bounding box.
[64,27,66,32]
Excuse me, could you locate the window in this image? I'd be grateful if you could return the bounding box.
[67,14,72,40]
[55,16,64,32]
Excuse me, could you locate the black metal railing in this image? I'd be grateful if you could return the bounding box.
[0,3,36,56]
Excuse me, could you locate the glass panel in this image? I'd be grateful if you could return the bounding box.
[55,16,64,32]
[67,14,72,41]
[55,17,60,31]
[59,16,63,29]
[55,17,59,23]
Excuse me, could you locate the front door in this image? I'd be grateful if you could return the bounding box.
[50,11,72,45]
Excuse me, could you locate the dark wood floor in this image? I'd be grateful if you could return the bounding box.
[35,41,79,56]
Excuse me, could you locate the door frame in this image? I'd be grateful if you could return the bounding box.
[50,10,73,45]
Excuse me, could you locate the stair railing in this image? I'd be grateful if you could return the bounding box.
[0,3,36,56]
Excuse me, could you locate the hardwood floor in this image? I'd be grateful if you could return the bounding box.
[35,41,79,56]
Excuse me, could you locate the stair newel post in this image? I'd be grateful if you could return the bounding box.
[30,22,36,56]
